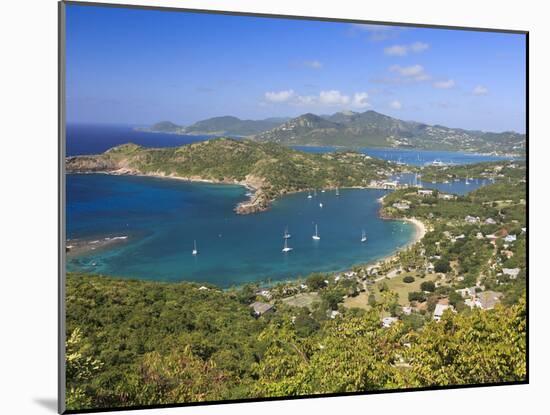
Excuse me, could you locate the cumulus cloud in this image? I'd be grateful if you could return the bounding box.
[389,64,430,81]
[319,90,350,106]
[264,89,295,103]
[433,79,456,89]
[389,100,402,110]
[263,89,369,109]
[384,41,429,56]
[384,45,408,56]
[473,85,489,95]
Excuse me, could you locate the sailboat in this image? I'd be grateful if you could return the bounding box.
[282,238,293,252]
[361,230,367,243]
[283,226,291,239]
[307,192,313,199]
[335,188,340,196]
[319,202,323,208]
[312,224,321,240]
[465,177,470,185]
[192,240,198,256]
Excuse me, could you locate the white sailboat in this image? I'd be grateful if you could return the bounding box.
[465,177,470,185]
[319,202,323,208]
[192,240,198,256]
[335,188,340,196]
[361,230,367,243]
[307,192,313,199]
[283,226,291,239]
[282,238,293,252]
[312,224,321,240]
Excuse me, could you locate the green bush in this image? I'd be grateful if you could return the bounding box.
[420,281,436,292]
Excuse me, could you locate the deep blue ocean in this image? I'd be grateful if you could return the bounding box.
[65,124,502,285]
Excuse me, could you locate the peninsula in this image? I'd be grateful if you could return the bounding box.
[66,138,400,214]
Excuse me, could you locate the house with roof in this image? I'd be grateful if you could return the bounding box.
[476,291,503,310]
[502,268,521,279]
[392,202,410,210]
[433,303,454,322]
[465,215,480,224]
[456,287,474,298]
[504,234,517,243]
[417,189,434,197]
[402,306,412,315]
[382,181,398,189]
[250,301,274,317]
[382,316,398,328]
[438,193,456,200]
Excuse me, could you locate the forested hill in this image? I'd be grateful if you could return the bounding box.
[141,111,525,155]
[65,273,526,410]
[253,110,525,154]
[65,138,395,213]
[140,116,287,136]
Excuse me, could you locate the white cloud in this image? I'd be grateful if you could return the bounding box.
[384,41,429,56]
[352,92,370,109]
[264,89,295,103]
[303,60,323,69]
[319,90,350,106]
[263,89,370,109]
[433,79,456,89]
[410,41,429,53]
[295,95,316,106]
[473,85,489,95]
[389,64,430,81]
[390,100,402,110]
[384,45,408,56]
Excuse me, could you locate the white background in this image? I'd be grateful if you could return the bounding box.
[0,0,546,413]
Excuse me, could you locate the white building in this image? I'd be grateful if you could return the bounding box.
[433,304,454,322]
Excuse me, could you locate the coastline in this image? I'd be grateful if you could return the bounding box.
[66,169,399,215]
[65,171,426,285]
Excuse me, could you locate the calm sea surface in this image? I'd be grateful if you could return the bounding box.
[291,145,512,166]
[65,124,501,285]
[67,174,413,286]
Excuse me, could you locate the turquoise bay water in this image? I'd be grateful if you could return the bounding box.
[67,174,414,286]
[291,145,512,166]
[390,173,489,195]
[66,125,503,286]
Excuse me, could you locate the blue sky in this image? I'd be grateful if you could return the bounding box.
[66,4,526,133]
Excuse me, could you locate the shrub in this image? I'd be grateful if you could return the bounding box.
[403,276,415,283]
[408,291,427,302]
[434,258,451,273]
[420,281,436,292]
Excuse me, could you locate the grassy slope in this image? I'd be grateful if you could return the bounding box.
[66,138,394,197]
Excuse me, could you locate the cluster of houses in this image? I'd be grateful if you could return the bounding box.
[455,286,504,310]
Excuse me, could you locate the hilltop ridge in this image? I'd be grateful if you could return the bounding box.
[141,110,525,155]
[66,138,396,214]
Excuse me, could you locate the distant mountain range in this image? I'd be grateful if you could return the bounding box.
[142,110,525,154]
[141,116,289,137]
